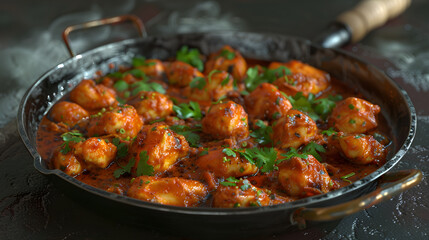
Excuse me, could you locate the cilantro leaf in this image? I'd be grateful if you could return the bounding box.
[132,56,156,67]
[173,101,203,120]
[220,176,240,186]
[278,148,309,164]
[111,137,128,158]
[244,66,291,91]
[113,80,129,92]
[169,125,201,147]
[190,76,206,90]
[222,148,237,157]
[136,151,154,176]
[302,142,326,162]
[287,92,342,121]
[237,147,278,173]
[321,127,337,136]
[60,131,85,154]
[219,49,236,60]
[250,120,273,145]
[113,158,135,179]
[176,46,204,71]
[131,80,166,95]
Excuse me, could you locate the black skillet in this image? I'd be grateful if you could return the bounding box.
[17,1,422,239]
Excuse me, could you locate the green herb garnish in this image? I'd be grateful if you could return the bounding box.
[136,151,154,176]
[169,125,201,147]
[176,46,204,71]
[60,131,85,154]
[113,158,135,179]
[250,120,273,145]
[173,101,203,120]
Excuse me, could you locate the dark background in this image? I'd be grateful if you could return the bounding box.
[1,0,429,239]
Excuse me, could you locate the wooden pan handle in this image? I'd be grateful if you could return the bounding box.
[337,0,411,43]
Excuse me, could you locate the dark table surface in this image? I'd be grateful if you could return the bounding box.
[1,0,429,239]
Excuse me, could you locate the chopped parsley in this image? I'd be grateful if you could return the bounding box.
[220,176,240,186]
[60,131,85,154]
[132,56,156,67]
[321,127,337,136]
[136,151,154,176]
[239,147,278,173]
[176,46,204,71]
[244,65,291,91]
[113,158,135,179]
[112,138,128,158]
[189,76,206,90]
[219,49,236,60]
[286,92,342,121]
[301,141,326,162]
[169,125,201,147]
[222,148,237,157]
[341,172,356,183]
[173,101,203,120]
[250,120,273,145]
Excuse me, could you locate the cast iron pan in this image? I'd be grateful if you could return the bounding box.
[17,1,422,239]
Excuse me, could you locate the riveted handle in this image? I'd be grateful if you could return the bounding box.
[291,169,422,229]
[337,0,411,43]
[62,15,146,57]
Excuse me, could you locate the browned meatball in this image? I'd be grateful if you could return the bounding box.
[196,148,258,178]
[52,149,83,176]
[73,137,117,169]
[339,134,387,165]
[184,71,234,102]
[202,101,249,139]
[272,60,329,97]
[204,45,247,82]
[165,61,204,87]
[128,124,190,173]
[70,79,117,110]
[136,59,165,79]
[329,97,380,134]
[245,83,292,122]
[50,101,89,126]
[278,155,335,197]
[128,176,208,207]
[128,91,173,123]
[87,105,143,139]
[272,109,318,149]
[212,179,291,208]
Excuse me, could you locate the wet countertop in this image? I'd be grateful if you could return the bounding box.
[1,0,428,239]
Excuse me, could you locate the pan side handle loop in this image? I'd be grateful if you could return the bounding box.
[62,15,146,57]
[291,169,422,229]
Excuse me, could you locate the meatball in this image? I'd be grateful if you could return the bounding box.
[184,70,234,102]
[128,91,173,123]
[127,176,208,207]
[245,83,292,121]
[212,179,290,208]
[278,155,335,197]
[272,60,329,97]
[329,97,381,134]
[50,101,89,126]
[128,124,190,173]
[73,138,117,169]
[204,45,247,82]
[70,79,117,110]
[165,61,204,87]
[136,59,165,79]
[197,148,258,178]
[272,109,318,149]
[52,150,83,176]
[339,134,387,165]
[87,105,143,139]
[202,101,249,139]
